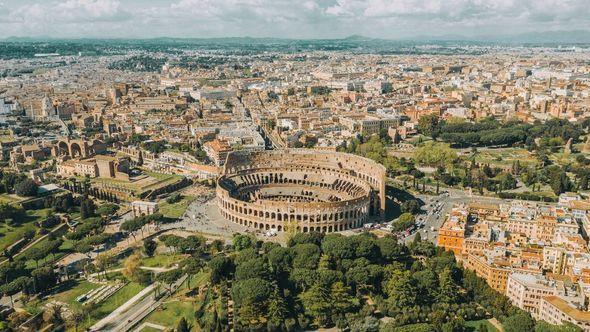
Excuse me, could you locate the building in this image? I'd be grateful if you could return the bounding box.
[203,139,232,167]
[436,206,468,256]
[465,253,513,293]
[340,114,401,136]
[506,273,561,319]
[540,296,590,330]
[131,201,158,218]
[217,149,386,233]
[57,155,130,179]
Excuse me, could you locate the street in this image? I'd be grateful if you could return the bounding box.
[403,189,504,245]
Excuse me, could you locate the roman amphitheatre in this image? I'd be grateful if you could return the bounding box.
[216,149,386,233]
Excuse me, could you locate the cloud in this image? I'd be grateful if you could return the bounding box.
[8,0,129,25]
[0,0,589,38]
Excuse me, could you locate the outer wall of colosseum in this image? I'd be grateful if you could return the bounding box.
[216,149,386,233]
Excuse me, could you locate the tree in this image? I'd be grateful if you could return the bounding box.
[157,269,182,294]
[43,303,64,326]
[414,142,457,167]
[330,281,356,314]
[384,269,417,309]
[166,193,182,204]
[387,323,436,332]
[392,213,415,231]
[137,151,144,166]
[267,287,289,330]
[121,217,146,241]
[96,203,119,217]
[14,179,38,197]
[349,316,380,332]
[122,253,148,284]
[31,267,57,293]
[0,276,32,307]
[0,203,22,222]
[321,234,356,263]
[232,278,272,325]
[417,114,439,136]
[80,198,96,219]
[143,238,157,257]
[267,246,293,277]
[401,200,421,214]
[442,318,466,332]
[413,268,439,302]
[235,257,268,280]
[437,268,459,304]
[208,255,234,284]
[95,252,116,280]
[503,313,535,332]
[65,309,84,332]
[534,322,582,332]
[233,234,256,251]
[292,243,321,269]
[299,282,332,327]
[549,170,572,195]
[176,317,190,332]
[181,257,204,289]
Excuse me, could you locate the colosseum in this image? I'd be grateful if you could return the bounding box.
[216,149,386,233]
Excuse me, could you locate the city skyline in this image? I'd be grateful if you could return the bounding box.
[1,0,590,40]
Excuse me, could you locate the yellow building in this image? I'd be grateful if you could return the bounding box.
[465,253,511,293]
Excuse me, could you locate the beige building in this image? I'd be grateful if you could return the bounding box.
[506,273,560,319]
[131,201,158,218]
[540,296,590,331]
[57,155,130,179]
[203,139,232,167]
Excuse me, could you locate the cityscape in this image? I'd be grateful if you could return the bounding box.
[1,1,590,332]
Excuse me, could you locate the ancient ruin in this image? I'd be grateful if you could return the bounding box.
[216,149,386,233]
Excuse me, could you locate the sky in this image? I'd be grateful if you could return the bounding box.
[0,0,589,39]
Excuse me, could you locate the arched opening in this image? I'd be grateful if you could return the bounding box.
[70,143,83,158]
[57,141,69,156]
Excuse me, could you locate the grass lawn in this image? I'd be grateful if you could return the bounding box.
[49,279,100,311]
[0,193,24,204]
[88,171,182,197]
[142,171,183,193]
[143,299,196,329]
[142,253,187,268]
[158,195,195,219]
[0,208,52,251]
[76,282,146,331]
[139,327,163,332]
[141,271,209,329]
[474,147,538,168]
[465,319,499,332]
[550,152,580,167]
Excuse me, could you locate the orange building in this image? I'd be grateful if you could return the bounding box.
[437,207,468,257]
[465,254,511,293]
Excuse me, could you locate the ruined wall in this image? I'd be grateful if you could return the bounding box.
[216,149,386,233]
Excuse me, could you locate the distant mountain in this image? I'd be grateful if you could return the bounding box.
[343,35,374,41]
[410,30,590,44]
[491,30,590,44]
[3,30,590,45]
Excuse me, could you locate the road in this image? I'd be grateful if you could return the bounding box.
[108,275,187,332]
[90,275,187,332]
[403,190,503,245]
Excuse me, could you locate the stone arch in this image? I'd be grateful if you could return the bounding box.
[70,142,84,158]
[57,141,69,155]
